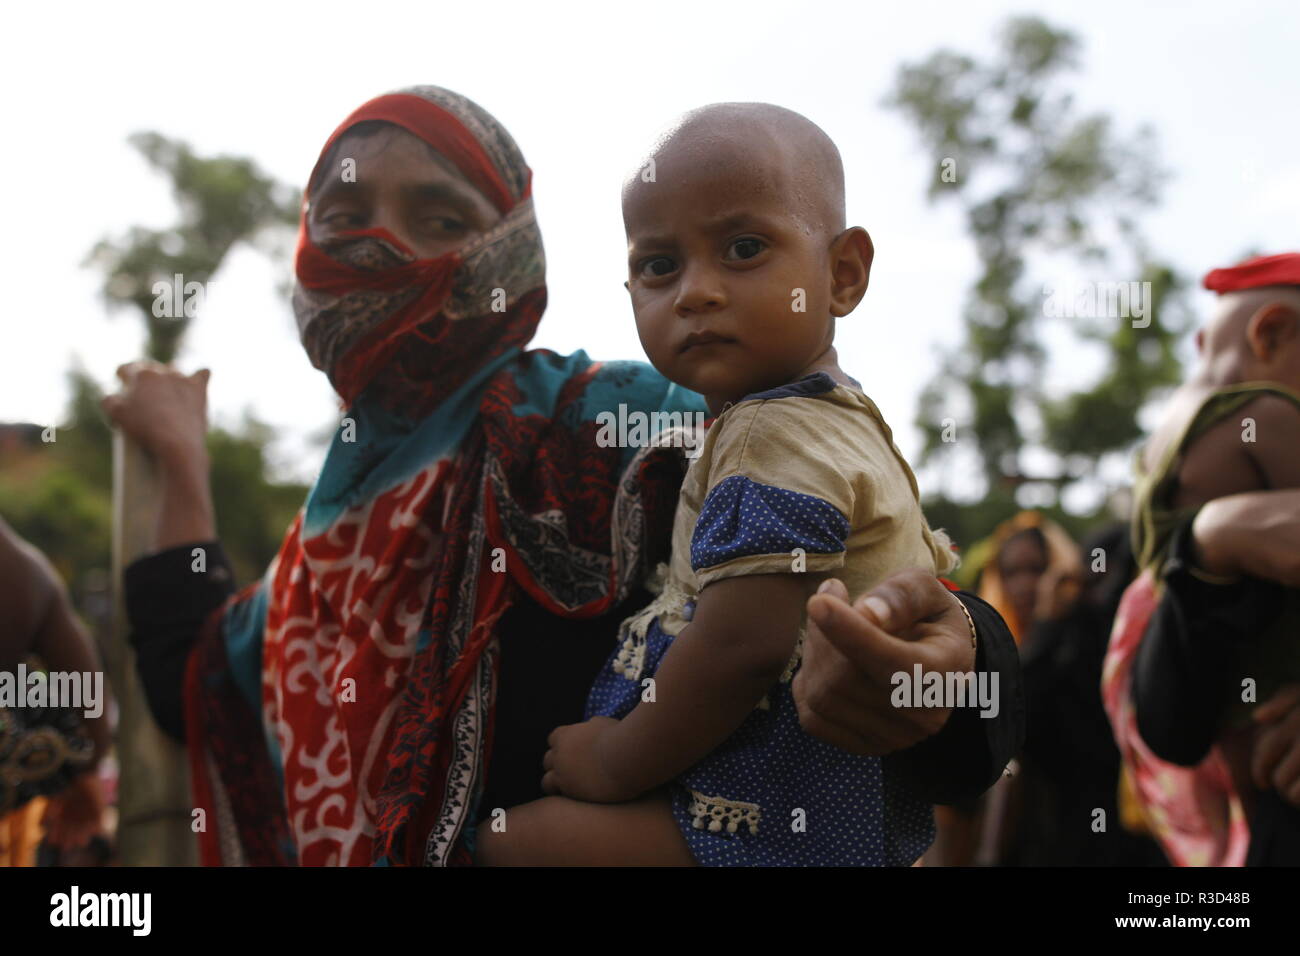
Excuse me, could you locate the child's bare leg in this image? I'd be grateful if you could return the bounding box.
[475,789,696,866]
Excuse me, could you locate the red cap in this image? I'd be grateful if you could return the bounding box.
[1203,252,1300,293]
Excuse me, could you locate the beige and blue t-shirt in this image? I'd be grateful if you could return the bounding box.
[589,371,955,865]
[621,371,956,645]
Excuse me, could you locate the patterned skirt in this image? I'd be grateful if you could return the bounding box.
[585,615,934,866]
[0,680,96,815]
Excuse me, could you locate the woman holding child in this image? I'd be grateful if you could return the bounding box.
[105,86,1023,866]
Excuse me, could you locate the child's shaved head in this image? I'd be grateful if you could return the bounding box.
[1198,284,1300,392]
[623,102,846,240]
[1204,286,1300,356]
[619,102,872,414]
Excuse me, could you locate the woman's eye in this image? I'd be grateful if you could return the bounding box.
[726,238,765,260]
[639,257,676,279]
[423,216,468,234]
[322,211,362,228]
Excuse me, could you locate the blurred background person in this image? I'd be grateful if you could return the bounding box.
[928,511,1086,865]
[1005,522,1167,865]
[0,516,112,866]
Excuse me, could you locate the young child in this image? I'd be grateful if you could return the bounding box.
[476,103,959,866]
[1131,254,1300,798]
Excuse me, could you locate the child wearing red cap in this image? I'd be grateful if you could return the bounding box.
[1119,252,1300,859]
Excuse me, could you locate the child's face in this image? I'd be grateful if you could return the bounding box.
[622,147,841,408]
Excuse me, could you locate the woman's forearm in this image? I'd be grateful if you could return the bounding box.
[154,444,217,551]
[126,541,236,743]
[881,591,1025,804]
[1192,490,1300,587]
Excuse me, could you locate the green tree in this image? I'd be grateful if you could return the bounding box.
[85,132,300,362]
[886,16,1192,550]
[82,131,310,580]
[207,416,310,583]
[0,133,311,603]
[0,374,308,601]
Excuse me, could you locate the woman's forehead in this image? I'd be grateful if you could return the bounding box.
[335,125,457,172]
[310,88,530,213]
[313,124,478,199]
[1000,532,1047,567]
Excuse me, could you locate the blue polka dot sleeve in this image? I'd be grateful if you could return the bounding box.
[690,474,851,573]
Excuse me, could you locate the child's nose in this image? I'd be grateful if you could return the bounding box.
[673,264,727,316]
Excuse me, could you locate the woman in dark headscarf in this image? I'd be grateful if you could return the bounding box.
[107,86,1021,866]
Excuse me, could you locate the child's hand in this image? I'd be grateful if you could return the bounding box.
[541,716,633,803]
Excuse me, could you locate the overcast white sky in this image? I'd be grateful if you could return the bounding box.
[3,0,1298,497]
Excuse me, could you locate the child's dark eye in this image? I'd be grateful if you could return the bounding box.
[725,238,765,260]
[638,256,677,279]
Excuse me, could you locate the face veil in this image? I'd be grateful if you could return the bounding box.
[292,86,547,413]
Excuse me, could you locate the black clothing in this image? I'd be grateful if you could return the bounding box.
[1013,601,1165,865]
[1132,517,1284,765]
[126,542,1024,819]
[1132,514,1300,865]
[1000,524,1165,866]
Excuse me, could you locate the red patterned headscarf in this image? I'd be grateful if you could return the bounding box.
[292,87,545,412]
[184,87,705,866]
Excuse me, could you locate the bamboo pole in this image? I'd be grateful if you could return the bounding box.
[108,430,197,866]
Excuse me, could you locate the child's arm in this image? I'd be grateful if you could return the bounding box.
[542,572,816,803]
[1181,393,1300,499]
[1181,395,1300,585]
[1242,394,1300,491]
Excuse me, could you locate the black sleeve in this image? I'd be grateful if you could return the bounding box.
[124,541,236,743]
[883,591,1025,805]
[1132,517,1284,766]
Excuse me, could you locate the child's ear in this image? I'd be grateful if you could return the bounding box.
[828,227,874,318]
[1246,303,1300,361]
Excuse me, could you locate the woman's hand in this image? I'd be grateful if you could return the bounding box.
[1033,564,1082,623]
[541,716,634,803]
[101,361,211,471]
[101,361,217,550]
[795,569,976,756]
[41,771,108,852]
[1252,684,1300,806]
[1191,490,1300,587]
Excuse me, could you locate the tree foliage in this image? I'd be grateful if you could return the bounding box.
[885,16,1192,547]
[85,133,300,362]
[2,133,308,603]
